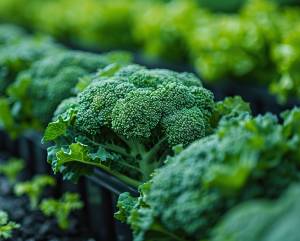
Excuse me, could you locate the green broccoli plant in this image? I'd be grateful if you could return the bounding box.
[0,35,62,95]
[14,175,56,209]
[0,158,24,184]
[188,0,300,103]
[0,35,63,137]
[0,210,20,239]
[43,64,215,184]
[0,49,131,137]
[40,192,83,230]
[115,106,300,241]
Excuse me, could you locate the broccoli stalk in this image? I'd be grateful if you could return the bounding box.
[103,135,167,180]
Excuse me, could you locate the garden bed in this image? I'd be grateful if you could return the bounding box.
[0,175,93,241]
[0,129,136,241]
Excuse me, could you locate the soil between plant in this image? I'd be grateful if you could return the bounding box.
[0,175,96,241]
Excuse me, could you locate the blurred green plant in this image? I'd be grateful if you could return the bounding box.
[1,0,300,102]
[40,192,83,230]
[0,210,20,239]
[210,184,300,241]
[0,158,24,184]
[115,106,300,241]
[271,23,300,103]
[14,175,56,209]
[197,0,246,12]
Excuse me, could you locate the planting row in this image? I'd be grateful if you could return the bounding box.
[0,131,137,241]
[0,140,92,240]
[0,24,131,137]
[1,24,300,241]
[116,107,300,241]
[1,0,300,102]
[0,157,85,240]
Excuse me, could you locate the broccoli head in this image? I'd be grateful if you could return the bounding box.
[116,107,300,241]
[26,50,128,125]
[76,66,213,143]
[2,50,131,136]
[44,65,215,182]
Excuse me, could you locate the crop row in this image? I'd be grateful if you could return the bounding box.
[1,24,300,241]
[0,0,300,103]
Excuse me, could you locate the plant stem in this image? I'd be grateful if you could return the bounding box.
[139,137,167,180]
[103,143,131,157]
[142,137,167,165]
[113,158,142,173]
[61,158,141,187]
[89,137,132,158]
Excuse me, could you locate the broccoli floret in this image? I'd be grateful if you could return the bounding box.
[26,49,111,124]
[127,68,202,88]
[111,89,162,139]
[117,107,300,241]
[77,67,212,140]
[76,78,136,135]
[44,65,215,182]
[161,107,206,146]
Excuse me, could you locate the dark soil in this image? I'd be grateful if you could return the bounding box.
[0,176,95,241]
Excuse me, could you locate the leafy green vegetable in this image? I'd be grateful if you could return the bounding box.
[44,64,215,183]
[14,175,56,209]
[132,0,199,62]
[116,107,300,241]
[210,184,300,241]
[0,48,131,137]
[0,36,62,95]
[271,22,300,102]
[189,13,269,82]
[0,158,24,184]
[0,98,18,138]
[40,192,83,230]
[114,192,137,223]
[0,211,19,239]
[210,96,251,128]
[1,1,300,102]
